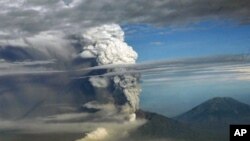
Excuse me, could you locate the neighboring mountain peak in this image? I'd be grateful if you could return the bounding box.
[176,97,250,125]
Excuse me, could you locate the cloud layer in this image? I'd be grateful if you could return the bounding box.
[0,0,250,38]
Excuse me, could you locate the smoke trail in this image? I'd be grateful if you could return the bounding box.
[79,24,141,116]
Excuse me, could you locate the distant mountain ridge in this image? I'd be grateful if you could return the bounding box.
[176,97,250,126]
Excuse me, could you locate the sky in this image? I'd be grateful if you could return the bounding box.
[0,0,250,118]
[123,21,250,62]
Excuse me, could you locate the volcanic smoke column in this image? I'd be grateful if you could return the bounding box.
[79,24,141,116]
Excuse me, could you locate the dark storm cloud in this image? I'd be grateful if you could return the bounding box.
[0,0,250,38]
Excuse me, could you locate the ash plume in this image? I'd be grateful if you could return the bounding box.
[79,24,141,116]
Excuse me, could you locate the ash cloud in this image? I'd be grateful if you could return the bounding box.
[0,23,142,130]
[0,23,144,140]
[77,24,141,116]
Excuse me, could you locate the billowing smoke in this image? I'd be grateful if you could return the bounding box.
[79,24,141,116]
[79,24,137,65]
